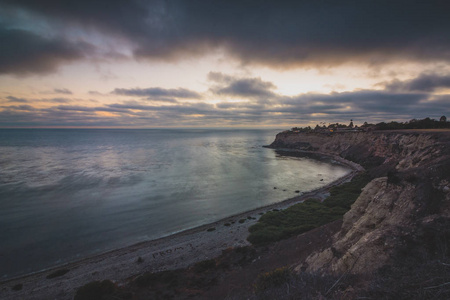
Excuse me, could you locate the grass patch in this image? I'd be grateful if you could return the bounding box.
[248,173,371,245]
[193,259,217,273]
[74,280,116,300]
[366,258,450,299]
[323,173,371,210]
[254,267,292,293]
[252,269,359,299]
[134,270,179,288]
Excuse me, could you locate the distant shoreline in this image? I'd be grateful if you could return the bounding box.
[0,150,363,300]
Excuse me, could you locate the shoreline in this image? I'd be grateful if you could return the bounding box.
[0,151,363,300]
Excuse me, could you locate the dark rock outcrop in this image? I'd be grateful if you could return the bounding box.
[270,130,450,275]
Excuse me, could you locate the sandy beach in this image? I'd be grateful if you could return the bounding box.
[0,152,362,300]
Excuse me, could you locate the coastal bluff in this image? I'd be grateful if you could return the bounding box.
[2,130,449,299]
[270,130,450,275]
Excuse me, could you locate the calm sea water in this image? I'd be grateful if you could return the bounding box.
[0,129,350,279]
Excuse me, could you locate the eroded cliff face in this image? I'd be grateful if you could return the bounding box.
[271,131,450,275]
[271,131,446,172]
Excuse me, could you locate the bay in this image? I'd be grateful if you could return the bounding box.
[0,129,350,279]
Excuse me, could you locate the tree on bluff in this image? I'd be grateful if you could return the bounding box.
[375,117,450,130]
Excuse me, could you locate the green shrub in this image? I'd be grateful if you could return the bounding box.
[193,259,217,273]
[134,270,179,288]
[254,267,292,292]
[248,173,371,245]
[247,200,342,245]
[323,173,371,209]
[74,280,116,300]
[387,170,401,185]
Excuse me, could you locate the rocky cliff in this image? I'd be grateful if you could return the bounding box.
[270,130,450,275]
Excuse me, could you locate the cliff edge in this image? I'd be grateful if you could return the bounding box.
[270,130,450,275]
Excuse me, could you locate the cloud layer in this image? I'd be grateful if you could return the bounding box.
[2,72,449,127]
[2,0,450,74]
[1,1,449,127]
[0,26,92,75]
[112,87,202,101]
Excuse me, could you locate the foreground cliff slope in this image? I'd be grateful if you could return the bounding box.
[271,130,450,278]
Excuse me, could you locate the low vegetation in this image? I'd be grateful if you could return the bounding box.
[134,270,179,288]
[290,116,449,133]
[74,280,117,300]
[322,173,371,210]
[247,173,371,245]
[375,116,450,130]
[193,259,216,273]
[252,267,359,300]
[252,258,450,299]
[365,259,450,299]
[254,267,293,293]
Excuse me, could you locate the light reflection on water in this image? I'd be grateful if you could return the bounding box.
[0,129,350,278]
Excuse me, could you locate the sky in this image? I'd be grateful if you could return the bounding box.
[1,0,450,128]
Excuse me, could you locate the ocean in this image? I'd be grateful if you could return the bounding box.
[0,128,350,279]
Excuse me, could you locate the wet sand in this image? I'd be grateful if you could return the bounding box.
[0,153,362,300]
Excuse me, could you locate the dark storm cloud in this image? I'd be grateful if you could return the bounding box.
[55,105,96,112]
[88,91,103,95]
[285,91,426,111]
[0,0,148,37]
[108,102,215,115]
[278,90,432,123]
[49,104,129,114]
[209,72,276,98]
[0,26,93,75]
[112,87,202,100]
[5,96,28,103]
[47,98,71,103]
[0,107,127,127]
[1,104,37,111]
[2,0,450,73]
[414,96,450,116]
[133,1,450,66]
[54,88,72,94]
[3,96,71,105]
[385,73,450,92]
